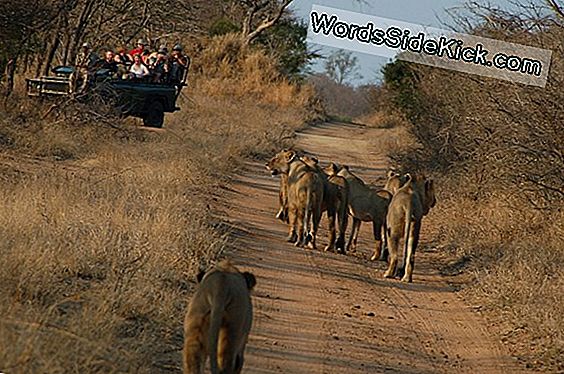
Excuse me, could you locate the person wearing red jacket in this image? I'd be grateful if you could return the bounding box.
[129,38,148,58]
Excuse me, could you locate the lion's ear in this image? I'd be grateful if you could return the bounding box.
[196,270,206,283]
[329,163,338,174]
[387,169,397,178]
[243,272,256,290]
[287,151,297,163]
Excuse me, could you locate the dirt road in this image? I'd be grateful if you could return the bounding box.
[222,122,522,373]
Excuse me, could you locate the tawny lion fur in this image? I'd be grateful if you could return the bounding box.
[384,174,436,283]
[384,169,409,195]
[266,150,324,249]
[183,260,256,374]
[266,150,349,252]
[333,165,392,261]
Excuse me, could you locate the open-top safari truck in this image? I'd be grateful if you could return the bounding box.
[26,64,189,127]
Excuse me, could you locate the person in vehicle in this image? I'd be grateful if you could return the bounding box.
[141,49,151,65]
[147,45,167,66]
[151,47,170,82]
[129,54,150,79]
[129,38,148,58]
[100,50,118,76]
[116,47,132,65]
[113,54,129,79]
[169,44,189,83]
[74,42,99,93]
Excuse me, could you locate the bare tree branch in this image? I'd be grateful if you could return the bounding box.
[243,0,293,45]
[546,0,564,19]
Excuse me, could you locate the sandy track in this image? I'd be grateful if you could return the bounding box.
[221,122,523,373]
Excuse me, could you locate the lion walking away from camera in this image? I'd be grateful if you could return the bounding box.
[183,260,256,374]
[384,174,436,283]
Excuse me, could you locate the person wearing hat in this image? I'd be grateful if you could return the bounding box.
[147,44,167,67]
[169,44,189,83]
[151,47,170,82]
[129,38,148,58]
[74,42,99,93]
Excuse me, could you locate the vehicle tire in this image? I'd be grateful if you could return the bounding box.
[143,100,164,128]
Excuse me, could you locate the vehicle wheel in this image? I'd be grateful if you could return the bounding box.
[143,100,164,127]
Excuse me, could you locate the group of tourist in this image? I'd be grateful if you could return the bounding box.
[74,38,190,92]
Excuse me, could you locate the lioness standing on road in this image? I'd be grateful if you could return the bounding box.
[384,174,436,282]
[183,260,256,374]
[266,150,324,249]
[384,169,409,195]
[301,155,349,253]
[332,165,392,261]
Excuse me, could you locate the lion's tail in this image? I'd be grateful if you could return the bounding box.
[303,185,313,237]
[403,205,413,264]
[208,287,227,374]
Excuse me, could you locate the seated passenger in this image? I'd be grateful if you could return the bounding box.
[129,38,148,58]
[116,47,132,65]
[114,54,129,79]
[151,47,170,82]
[169,44,189,83]
[141,49,151,65]
[100,50,118,75]
[129,54,150,79]
[147,45,168,67]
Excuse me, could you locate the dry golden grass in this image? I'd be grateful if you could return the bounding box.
[193,34,319,111]
[0,120,225,372]
[355,110,408,129]
[425,186,564,371]
[0,35,315,373]
[381,20,563,368]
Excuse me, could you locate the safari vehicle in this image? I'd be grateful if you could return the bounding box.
[26,64,188,127]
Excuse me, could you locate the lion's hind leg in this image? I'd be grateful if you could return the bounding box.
[384,227,400,278]
[308,198,323,250]
[295,207,306,247]
[401,220,421,283]
[286,206,298,243]
[324,207,337,252]
[370,218,384,262]
[183,325,206,374]
[346,218,360,253]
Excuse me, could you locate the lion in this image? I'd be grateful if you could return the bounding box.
[384,169,409,195]
[267,151,348,252]
[183,260,256,374]
[302,155,349,253]
[266,150,324,249]
[332,165,392,261]
[384,174,436,283]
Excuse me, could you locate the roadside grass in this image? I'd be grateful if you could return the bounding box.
[355,110,408,129]
[424,185,564,371]
[379,18,563,370]
[0,35,315,373]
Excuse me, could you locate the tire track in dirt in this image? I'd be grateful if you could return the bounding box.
[221,121,524,373]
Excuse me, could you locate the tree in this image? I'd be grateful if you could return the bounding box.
[238,0,293,45]
[324,50,362,85]
[255,15,319,81]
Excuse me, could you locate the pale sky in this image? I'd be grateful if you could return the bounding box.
[289,0,521,85]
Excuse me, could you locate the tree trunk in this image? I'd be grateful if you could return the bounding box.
[43,36,61,76]
[4,58,16,99]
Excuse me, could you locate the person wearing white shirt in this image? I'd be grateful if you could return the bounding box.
[129,54,150,79]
